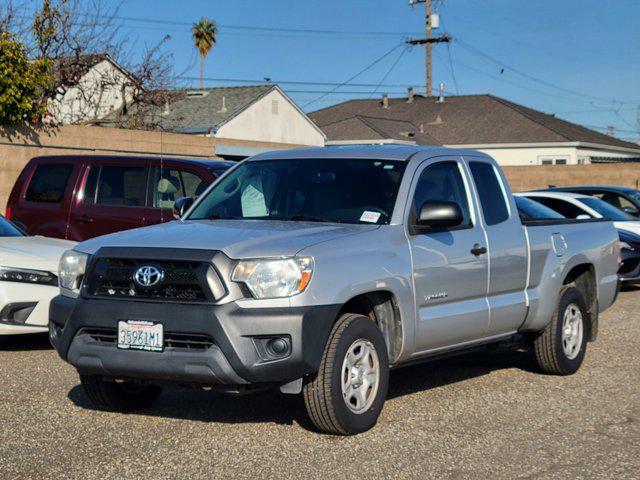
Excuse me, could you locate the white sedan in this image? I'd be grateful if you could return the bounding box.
[0,217,74,335]
[518,191,640,236]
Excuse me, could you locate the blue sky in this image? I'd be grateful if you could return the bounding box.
[116,0,639,140]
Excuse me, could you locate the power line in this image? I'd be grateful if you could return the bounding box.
[369,47,410,98]
[445,43,459,94]
[176,76,421,89]
[454,39,623,103]
[302,43,406,108]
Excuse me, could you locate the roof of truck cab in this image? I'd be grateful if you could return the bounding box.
[29,154,234,168]
[247,145,488,162]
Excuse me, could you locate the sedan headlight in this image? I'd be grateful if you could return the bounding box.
[231,257,314,299]
[59,250,89,296]
[0,267,56,285]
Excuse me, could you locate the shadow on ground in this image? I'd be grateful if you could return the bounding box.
[0,333,51,351]
[67,345,539,431]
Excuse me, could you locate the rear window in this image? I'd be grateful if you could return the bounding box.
[25,164,73,203]
[469,162,509,225]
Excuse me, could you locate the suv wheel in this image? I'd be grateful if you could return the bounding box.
[534,286,589,375]
[303,313,389,435]
[80,374,162,412]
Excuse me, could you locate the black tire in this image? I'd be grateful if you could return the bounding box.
[534,286,589,375]
[79,374,162,412]
[303,313,389,435]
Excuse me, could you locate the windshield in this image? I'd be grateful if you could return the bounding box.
[189,159,407,224]
[515,196,564,219]
[581,197,634,221]
[0,216,24,237]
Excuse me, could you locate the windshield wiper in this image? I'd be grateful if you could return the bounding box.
[208,214,239,220]
[287,214,331,223]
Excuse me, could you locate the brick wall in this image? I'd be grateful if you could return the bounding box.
[503,164,640,192]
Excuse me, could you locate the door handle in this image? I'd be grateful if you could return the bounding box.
[470,244,487,256]
[76,215,94,224]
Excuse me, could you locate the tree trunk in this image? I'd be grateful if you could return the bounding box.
[199,55,204,88]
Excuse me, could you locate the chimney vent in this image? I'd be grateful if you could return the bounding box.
[407,87,414,103]
[437,82,445,103]
[382,93,389,109]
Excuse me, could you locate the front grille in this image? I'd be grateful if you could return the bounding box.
[85,258,222,302]
[78,328,215,351]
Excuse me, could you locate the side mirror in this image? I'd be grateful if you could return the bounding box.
[413,201,463,233]
[622,206,639,215]
[173,196,195,220]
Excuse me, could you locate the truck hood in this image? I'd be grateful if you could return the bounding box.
[0,236,75,272]
[76,220,379,259]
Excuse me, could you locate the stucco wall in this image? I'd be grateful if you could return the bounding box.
[216,89,325,147]
[49,60,136,125]
[503,163,640,192]
[463,144,640,166]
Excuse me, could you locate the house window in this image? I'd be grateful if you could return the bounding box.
[271,100,279,115]
[538,156,570,165]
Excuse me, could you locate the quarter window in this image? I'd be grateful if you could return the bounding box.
[469,162,509,226]
[412,162,472,227]
[25,164,73,203]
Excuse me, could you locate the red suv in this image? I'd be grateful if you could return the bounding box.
[6,155,233,241]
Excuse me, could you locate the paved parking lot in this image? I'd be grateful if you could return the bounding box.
[1,290,638,480]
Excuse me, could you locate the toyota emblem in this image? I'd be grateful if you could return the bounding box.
[133,265,164,288]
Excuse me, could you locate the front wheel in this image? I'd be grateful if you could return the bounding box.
[303,313,389,435]
[534,286,589,375]
[79,374,162,412]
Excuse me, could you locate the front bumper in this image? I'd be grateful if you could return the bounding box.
[50,295,340,387]
[0,281,57,335]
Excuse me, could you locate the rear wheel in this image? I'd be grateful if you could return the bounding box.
[303,313,389,435]
[534,287,588,375]
[79,374,162,412]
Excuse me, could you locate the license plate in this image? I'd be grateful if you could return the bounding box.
[117,320,164,352]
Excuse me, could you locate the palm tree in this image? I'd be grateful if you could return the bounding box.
[192,18,217,88]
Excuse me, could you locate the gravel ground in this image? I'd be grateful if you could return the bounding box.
[1,289,638,480]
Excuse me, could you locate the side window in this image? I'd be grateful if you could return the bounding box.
[82,166,99,205]
[155,169,208,209]
[412,162,472,227]
[94,165,148,207]
[469,162,509,226]
[533,197,589,218]
[25,164,73,203]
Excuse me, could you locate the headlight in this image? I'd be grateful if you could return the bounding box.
[231,257,314,299]
[59,250,89,296]
[0,266,56,285]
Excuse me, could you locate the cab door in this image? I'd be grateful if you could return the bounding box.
[466,158,528,335]
[408,159,490,353]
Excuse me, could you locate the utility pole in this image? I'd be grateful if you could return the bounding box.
[407,0,451,97]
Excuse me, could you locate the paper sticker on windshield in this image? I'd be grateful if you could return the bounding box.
[360,211,381,223]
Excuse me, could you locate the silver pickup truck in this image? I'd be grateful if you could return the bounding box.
[50,146,619,435]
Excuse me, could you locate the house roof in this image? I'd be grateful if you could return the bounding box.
[134,84,276,134]
[321,115,440,145]
[53,53,138,87]
[309,94,640,150]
